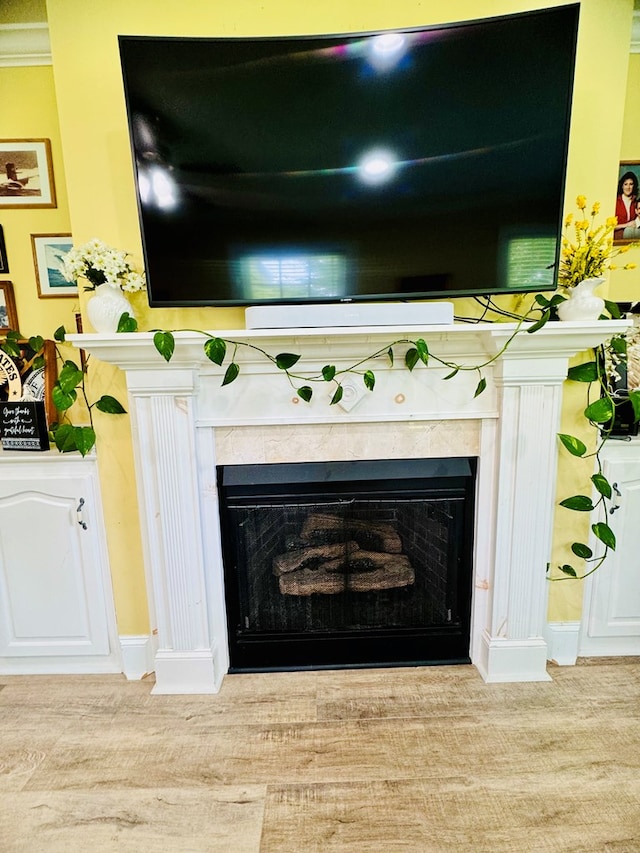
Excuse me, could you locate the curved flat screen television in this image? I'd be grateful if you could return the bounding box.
[118,4,579,308]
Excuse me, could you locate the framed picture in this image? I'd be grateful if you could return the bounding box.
[31,233,76,298]
[0,139,56,208]
[614,160,640,243]
[0,281,18,331]
[0,225,8,273]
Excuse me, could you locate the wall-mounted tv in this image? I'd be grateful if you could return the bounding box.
[118,4,579,308]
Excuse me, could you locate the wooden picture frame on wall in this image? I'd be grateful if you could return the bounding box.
[0,139,57,209]
[0,224,9,273]
[31,233,76,298]
[0,337,58,428]
[614,160,640,243]
[0,281,18,332]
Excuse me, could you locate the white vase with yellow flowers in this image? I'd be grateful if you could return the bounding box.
[557,196,636,321]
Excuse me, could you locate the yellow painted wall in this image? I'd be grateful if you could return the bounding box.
[21,0,634,633]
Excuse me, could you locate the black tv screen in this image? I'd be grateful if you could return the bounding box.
[118,5,579,308]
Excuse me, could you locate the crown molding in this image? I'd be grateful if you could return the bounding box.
[0,23,51,67]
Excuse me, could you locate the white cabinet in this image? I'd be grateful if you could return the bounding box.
[579,437,640,656]
[0,451,121,673]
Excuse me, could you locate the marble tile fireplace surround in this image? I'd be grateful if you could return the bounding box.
[72,319,625,694]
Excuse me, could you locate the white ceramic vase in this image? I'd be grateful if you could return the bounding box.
[86,283,134,333]
[556,276,606,322]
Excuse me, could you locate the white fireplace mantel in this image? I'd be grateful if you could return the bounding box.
[70,319,629,693]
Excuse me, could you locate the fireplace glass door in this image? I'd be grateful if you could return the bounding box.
[217,458,475,671]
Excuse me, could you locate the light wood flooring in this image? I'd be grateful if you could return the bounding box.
[1,659,640,852]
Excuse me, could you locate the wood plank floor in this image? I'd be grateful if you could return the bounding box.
[1,659,640,852]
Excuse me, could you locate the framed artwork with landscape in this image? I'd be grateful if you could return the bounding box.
[0,281,18,331]
[614,160,640,243]
[31,233,76,298]
[0,139,56,209]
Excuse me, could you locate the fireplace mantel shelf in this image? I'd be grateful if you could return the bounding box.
[70,318,630,694]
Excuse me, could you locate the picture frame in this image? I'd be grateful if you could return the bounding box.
[31,233,76,298]
[0,139,56,208]
[0,224,8,273]
[0,281,18,331]
[614,160,640,244]
[0,337,58,429]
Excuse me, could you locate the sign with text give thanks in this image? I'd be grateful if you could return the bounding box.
[0,401,48,451]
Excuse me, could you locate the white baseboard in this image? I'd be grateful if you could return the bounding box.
[544,622,581,666]
[476,633,552,682]
[119,634,157,680]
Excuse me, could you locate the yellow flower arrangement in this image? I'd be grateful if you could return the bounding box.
[558,195,637,290]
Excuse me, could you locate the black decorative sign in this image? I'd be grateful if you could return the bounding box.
[0,400,49,450]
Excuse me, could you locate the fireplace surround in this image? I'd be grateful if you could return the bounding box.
[70,319,628,694]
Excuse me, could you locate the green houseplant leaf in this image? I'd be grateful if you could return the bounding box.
[322,365,336,382]
[584,397,615,424]
[415,339,429,365]
[95,395,127,414]
[117,312,138,333]
[73,426,97,457]
[297,386,313,402]
[559,564,578,578]
[567,361,598,382]
[204,337,226,366]
[591,473,612,499]
[474,377,487,398]
[58,361,84,393]
[52,384,77,412]
[559,495,594,512]
[330,385,343,405]
[571,542,593,559]
[558,433,587,457]
[592,522,616,551]
[154,331,175,362]
[275,352,301,370]
[363,370,375,391]
[405,348,419,371]
[221,362,240,386]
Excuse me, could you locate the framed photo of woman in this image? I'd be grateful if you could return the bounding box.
[614,161,640,243]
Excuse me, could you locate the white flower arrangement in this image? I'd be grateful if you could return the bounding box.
[62,238,146,292]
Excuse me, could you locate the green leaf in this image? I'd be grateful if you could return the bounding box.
[54,325,66,343]
[52,384,77,411]
[6,329,21,342]
[222,362,239,386]
[443,368,459,380]
[58,361,84,393]
[609,335,627,355]
[95,395,127,414]
[535,294,550,307]
[592,522,616,551]
[559,564,578,578]
[51,423,77,452]
[297,386,313,402]
[28,335,44,353]
[73,426,96,457]
[117,312,138,333]
[405,348,419,371]
[363,370,375,391]
[204,337,226,366]
[330,385,344,405]
[275,352,301,370]
[32,355,45,371]
[558,433,587,457]
[571,542,593,559]
[415,339,429,365]
[559,495,594,512]
[584,397,615,424]
[322,365,336,382]
[474,377,487,398]
[526,309,550,333]
[604,300,622,319]
[387,347,394,366]
[629,389,640,423]
[153,331,175,362]
[591,473,612,499]
[1,339,21,358]
[548,294,567,307]
[567,361,598,382]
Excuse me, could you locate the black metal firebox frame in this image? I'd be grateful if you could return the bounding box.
[217,457,476,672]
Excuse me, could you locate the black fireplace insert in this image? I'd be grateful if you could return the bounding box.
[217,457,476,672]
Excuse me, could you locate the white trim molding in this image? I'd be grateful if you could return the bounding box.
[119,634,157,681]
[0,23,51,67]
[544,622,581,666]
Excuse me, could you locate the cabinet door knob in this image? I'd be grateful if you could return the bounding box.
[609,483,622,515]
[77,497,88,530]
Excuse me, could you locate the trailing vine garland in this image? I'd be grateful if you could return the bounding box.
[1,299,638,583]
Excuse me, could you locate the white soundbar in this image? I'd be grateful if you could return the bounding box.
[245,302,454,329]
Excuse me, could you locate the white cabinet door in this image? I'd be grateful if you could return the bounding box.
[0,456,113,659]
[579,439,640,656]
